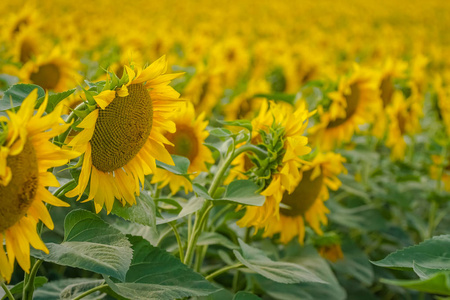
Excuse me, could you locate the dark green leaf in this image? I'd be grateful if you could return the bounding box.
[234,239,324,284]
[0,84,45,111]
[36,88,77,113]
[216,180,264,206]
[32,209,133,281]
[60,280,106,300]
[104,236,220,300]
[156,197,205,225]
[1,277,47,299]
[198,232,239,249]
[233,291,261,300]
[381,272,450,296]
[34,278,106,300]
[193,183,213,200]
[372,235,450,271]
[332,241,374,285]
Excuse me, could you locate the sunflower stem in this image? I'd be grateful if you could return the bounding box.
[427,145,447,238]
[169,222,184,262]
[1,281,15,300]
[205,263,243,281]
[22,259,43,300]
[72,283,108,300]
[184,143,266,267]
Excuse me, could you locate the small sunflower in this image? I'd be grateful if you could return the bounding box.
[261,152,347,244]
[0,89,79,282]
[434,76,450,137]
[385,90,422,161]
[310,66,379,150]
[237,100,312,229]
[11,26,41,64]
[318,243,344,262]
[19,48,80,92]
[151,102,214,194]
[66,56,184,213]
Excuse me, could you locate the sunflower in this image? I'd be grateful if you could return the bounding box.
[310,66,379,150]
[237,100,312,229]
[0,89,79,282]
[19,48,80,92]
[434,76,450,137]
[66,56,184,213]
[4,5,41,39]
[372,58,408,138]
[11,26,41,64]
[262,152,346,244]
[318,243,344,262]
[151,102,214,194]
[385,89,422,161]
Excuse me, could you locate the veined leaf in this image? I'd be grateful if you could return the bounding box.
[216,180,264,206]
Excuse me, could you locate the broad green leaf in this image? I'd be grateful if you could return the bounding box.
[327,200,387,231]
[60,280,106,300]
[32,209,133,281]
[209,128,233,138]
[193,183,213,200]
[216,180,264,206]
[36,88,77,113]
[381,272,450,296]
[0,84,45,111]
[156,197,205,225]
[34,278,106,300]
[413,262,443,279]
[111,192,157,228]
[104,236,220,300]
[372,235,450,271]
[0,74,19,90]
[198,232,239,249]
[256,245,346,300]
[156,155,190,175]
[332,241,374,285]
[234,239,325,284]
[1,276,47,300]
[233,291,261,299]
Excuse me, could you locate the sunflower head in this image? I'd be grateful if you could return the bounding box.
[0,89,79,282]
[66,56,184,213]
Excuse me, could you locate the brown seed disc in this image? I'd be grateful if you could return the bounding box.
[91,84,153,172]
[165,125,199,162]
[327,83,361,128]
[29,63,61,90]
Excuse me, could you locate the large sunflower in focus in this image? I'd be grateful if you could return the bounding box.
[0,89,79,282]
[66,56,184,213]
[310,66,379,150]
[262,152,346,244]
[237,100,312,229]
[151,102,214,194]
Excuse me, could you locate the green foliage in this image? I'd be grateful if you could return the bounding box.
[104,236,220,299]
[32,209,133,281]
[216,180,265,206]
[156,155,190,175]
[0,83,45,111]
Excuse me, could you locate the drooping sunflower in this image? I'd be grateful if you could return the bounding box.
[66,56,184,213]
[0,89,79,282]
[19,48,80,92]
[310,66,379,150]
[262,152,347,244]
[385,89,422,161]
[151,102,214,194]
[237,100,312,229]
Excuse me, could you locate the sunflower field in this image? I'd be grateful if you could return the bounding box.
[1,0,450,299]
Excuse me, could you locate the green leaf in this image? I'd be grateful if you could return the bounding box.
[216,180,264,206]
[372,235,450,271]
[253,93,297,105]
[381,272,450,296]
[256,245,346,300]
[193,183,213,200]
[197,232,239,249]
[332,240,374,285]
[0,84,45,111]
[111,191,157,228]
[0,74,19,90]
[233,239,325,284]
[60,280,106,300]
[32,209,133,281]
[36,88,77,113]
[156,155,190,175]
[104,236,220,300]
[156,197,205,224]
[34,278,106,300]
[218,119,252,132]
[1,277,47,300]
[209,128,233,138]
[233,291,262,299]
